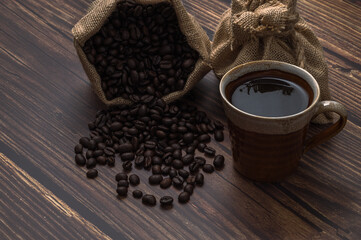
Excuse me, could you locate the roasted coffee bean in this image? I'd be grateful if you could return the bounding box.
[104,147,115,156]
[178,192,190,203]
[115,173,128,181]
[152,165,162,175]
[203,164,214,173]
[96,156,107,165]
[110,122,122,131]
[172,159,183,169]
[195,173,204,186]
[132,190,143,199]
[152,156,162,165]
[195,156,206,166]
[183,133,194,144]
[197,143,206,152]
[204,146,216,157]
[214,130,224,142]
[149,174,163,185]
[129,174,140,186]
[160,178,172,189]
[88,140,97,150]
[116,186,128,197]
[118,143,133,153]
[122,161,132,171]
[186,146,195,154]
[198,134,211,143]
[186,176,196,185]
[213,155,225,169]
[92,149,104,158]
[172,176,183,189]
[142,194,156,206]
[107,156,115,167]
[189,162,200,174]
[161,166,171,176]
[135,155,145,166]
[74,144,83,154]
[118,180,129,188]
[144,156,152,169]
[172,149,182,159]
[79,137,91,148]
[86,158,97,169]
[178,169,189,179]
[75,154,86,166]
[160,196,173,207]
[184,184,194,195]
[169,168,178,178]
[86,169,98,179]
[85,150,93,159]
[121,152,135,161]
[97,142,106,150]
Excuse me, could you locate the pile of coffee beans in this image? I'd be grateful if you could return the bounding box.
[82,0,199,101]
[74,97,225,207]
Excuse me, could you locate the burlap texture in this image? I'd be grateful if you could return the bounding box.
[211,0,332,123]
[72,0,211,106]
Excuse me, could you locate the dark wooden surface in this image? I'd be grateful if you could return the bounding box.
[0,0,360,239]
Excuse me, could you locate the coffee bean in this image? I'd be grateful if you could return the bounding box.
[198,134,211,143]
[141,194,157,206]
[86,169,98,179]
[214,130,224,142]
[79,137,91,148]
[160,196,173,207]
[85,150,93,159]
[160,178,172,189]
[149,174,163,185]
[118,180,129,188]
[203,164,214,173]
[118,143,133,153]
[107,156,115,167]
[152,165,162,175]
[116,186,128,197]
[152,156,162,165]
[213,155,225,169]
[183,133,194,144]
[132,190,143,199]
[135,155,145,166]
[178,169,190,179]
[96,156,107,165]
[182,154,194,165]
[74,144,83,154]
[121,152,135,161]
[186,176,196,185]
[204,146,216,157]
[184,184,194,195]
[122,161,132,171]
[186,146,196,154]
[172,159,183,169]
[75,154,86,166]
[178,192,190,203]
[195,156,206,166]
[172,176,183,189]
[169,168,178,178]
[189,162,200,174]
[144,156,152,170]
[197,143,206,152]
[129,174,140,186]
[104,147,115,156]
[110,122,122,131]
[195,173,204,186]
[115,173,128,181]
[92,149,104,158]
[86,158,97,169]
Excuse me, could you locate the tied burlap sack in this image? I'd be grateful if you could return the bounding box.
[211,0,332,123]
[72,0,211,105]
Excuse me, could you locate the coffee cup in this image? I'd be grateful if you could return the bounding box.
[219,60,347,182]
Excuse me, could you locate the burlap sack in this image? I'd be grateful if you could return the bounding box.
[72,0,211,105]
[211,0,332,123]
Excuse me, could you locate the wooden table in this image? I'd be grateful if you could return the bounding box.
[1,0,360,239]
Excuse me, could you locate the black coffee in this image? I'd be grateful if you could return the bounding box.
[231,77,309,117]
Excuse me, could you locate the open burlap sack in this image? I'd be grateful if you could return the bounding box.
[72,0,211,106]
[211,0,332,123]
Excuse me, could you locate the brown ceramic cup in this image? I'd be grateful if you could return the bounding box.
[220,60,347,182]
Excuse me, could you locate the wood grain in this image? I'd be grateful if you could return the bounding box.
[0,0,360,239]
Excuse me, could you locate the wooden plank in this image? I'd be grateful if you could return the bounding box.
[0,0,360,239]
[0,153,110,240]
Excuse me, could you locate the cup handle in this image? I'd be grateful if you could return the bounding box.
[303,101,347,153]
